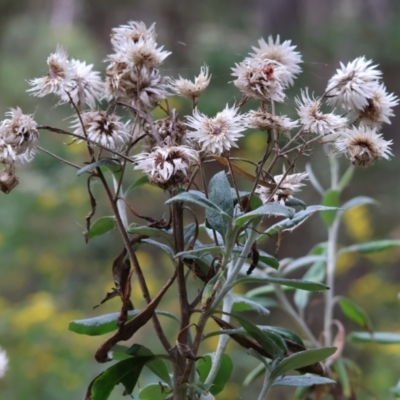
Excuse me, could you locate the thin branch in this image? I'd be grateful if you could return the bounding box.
[37,146,82,170]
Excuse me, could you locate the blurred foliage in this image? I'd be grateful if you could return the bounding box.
[0,0,400,399]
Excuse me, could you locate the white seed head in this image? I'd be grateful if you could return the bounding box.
[111,21,157,47]
[250,35,302,86]
[296,89,347,135]
[231,58,288,102]
[133,145,198,188]
[334,125,392,167]
[256,172,308,205]
[0,108,38,164]
[28,45,73,98]
[169,64,211,98]
[350,82,399,128]
[60,60,104,108]
[185,105,246,155]
[325,57,382,110]
[71,111,129,150]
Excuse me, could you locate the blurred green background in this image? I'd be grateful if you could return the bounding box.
[0,0,400,399]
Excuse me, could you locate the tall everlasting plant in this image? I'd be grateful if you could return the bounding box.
[1,21,400,400]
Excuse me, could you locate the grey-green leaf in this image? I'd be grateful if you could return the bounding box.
[77,159,120,176]
[273,375,336,387]
[270,347,336,381]
[235,204,295,228]
[348,332,400,344]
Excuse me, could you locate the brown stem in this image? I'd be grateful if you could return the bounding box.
[96,168,172,353]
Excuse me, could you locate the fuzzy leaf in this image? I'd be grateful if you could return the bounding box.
[127,225,173,243]
[342,196,376,211]
[231,296,270,316]
[234,204,295,228]
[348,332,400,344]
[273,375,336,387]
[338,240,400,256]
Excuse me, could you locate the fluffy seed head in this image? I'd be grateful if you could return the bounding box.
[0,108,38,164]
[185,105,246,155]
[71,111,129,150]
[169,64,211,98]
[351,83,399,128]
[232,58,288,102]
[60,60,104,108]
[28,45,73,98]
[133,145,198,189]
[296,89,347,135]
[256,172,308,205]
[250,35,302,86]
[325,57,382,110]
[334,126,392,167]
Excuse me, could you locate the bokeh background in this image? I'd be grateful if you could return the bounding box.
[0,0,400,399]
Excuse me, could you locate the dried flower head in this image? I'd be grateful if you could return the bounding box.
[169,65,211,98]
[256,172,308,205]
[106,64,168,111]
[143,113,187,150]
[325,57,382,110]
[185,105,246,155]
[0,347,8,378]
[28,45,73,98]
[232,58,288,102]
[133,145,198,189]
[60,60,104,108]
[0,164,19,194]
[246,109,298,135]
[71,111,129,150]
[111,21,157,48]
[334,126,392,167]
[250,35,302,86]
[350,83,399,128]
[296,89,347,135]
[0,108,38,163]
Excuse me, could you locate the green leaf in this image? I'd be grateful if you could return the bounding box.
[334,359,351,397]
[243,362,266,386]
[69,310,179,336]
[260,326,305,347]
[270,347,336,381]
[338,240,400,256]
[234,204,295,228]
[348,332,400,344]
[342,196,376,211]
[294,259,326,312]
[126,344,171,386]
[77,158,120,176]
[320,189,340,226]
[166,191,230,221]
[139,384,169,400]
[231,276,329,292]
[127,225,173,244]
[175,245,224,259]
[258,206,338,241]
[125,176,150,195]
[197,353,233,395]
[338,297,372,331]
[283,255,326,275]
[141,239,175,260]
[88,216,116,240]
[285,197,307,209]
[90,356,153,400]
[231,295,270,316]
[232,314,286,358]
[273,375,336,387]
[206,172,234,236]
[337,165,355,192]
